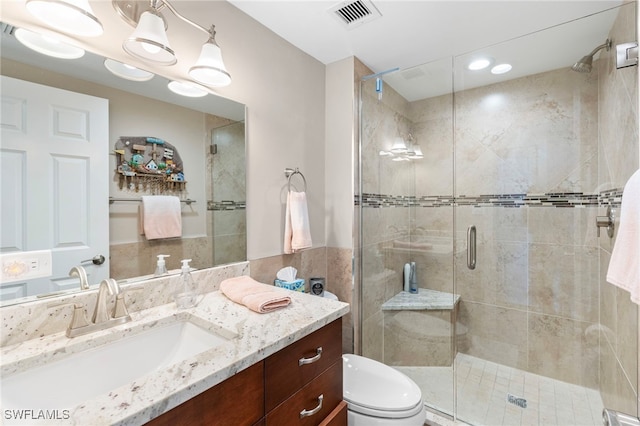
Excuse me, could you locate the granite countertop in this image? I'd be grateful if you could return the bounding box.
[381,288,460,311]
[0,289,349,425]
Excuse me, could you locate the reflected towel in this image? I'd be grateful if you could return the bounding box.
[607,169,640,305]
[220,276,291,313]
[139,196,182,240]
[284,191,312,254]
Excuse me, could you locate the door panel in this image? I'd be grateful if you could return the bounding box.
[0,76,109,299]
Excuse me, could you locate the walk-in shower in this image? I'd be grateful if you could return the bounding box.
[356,3,638,425]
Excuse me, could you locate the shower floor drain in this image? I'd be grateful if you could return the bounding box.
[507,393,527,408]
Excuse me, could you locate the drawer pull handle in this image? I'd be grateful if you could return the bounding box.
[299,347,322,366]
[300,394,323,418]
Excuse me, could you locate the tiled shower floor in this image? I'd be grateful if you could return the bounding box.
[396,353,604,426]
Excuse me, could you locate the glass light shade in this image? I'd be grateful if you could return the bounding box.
[104,59,154,82]
[409,146,424,159]
[15,28,85,59]
[26,0,103,37]
[167,81,208,98]
[390,137,408,153]
[188,41,231,87]
[123,11,176,65]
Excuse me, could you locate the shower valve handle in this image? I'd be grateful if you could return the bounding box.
[596,206,614,238]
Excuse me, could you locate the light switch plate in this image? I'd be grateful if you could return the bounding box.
[1,250,52,283]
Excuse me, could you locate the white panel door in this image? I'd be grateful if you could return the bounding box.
[0,76,109,299]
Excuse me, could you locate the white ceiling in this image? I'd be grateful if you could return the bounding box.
[229,0,627,99]
[229,0,624,71]
[1,0,630,104]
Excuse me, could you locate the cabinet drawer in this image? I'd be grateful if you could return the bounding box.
[265,319,342,411]
[319,401,347,426]
[266,360,343,426]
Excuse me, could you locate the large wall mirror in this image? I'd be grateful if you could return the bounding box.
[0,23,246,306]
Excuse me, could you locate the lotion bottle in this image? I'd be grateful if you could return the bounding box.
[403,263,411,292]
[154,254,170,276]
[175,259,197,309]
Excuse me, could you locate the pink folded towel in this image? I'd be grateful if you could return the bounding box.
[284,191,312,254]
[139,195,182,240]
[220,276,292,313]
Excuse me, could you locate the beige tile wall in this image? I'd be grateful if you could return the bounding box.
[249,246,354,354]
[597,1,639,414]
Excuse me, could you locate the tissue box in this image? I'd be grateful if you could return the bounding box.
[274,279,305,292]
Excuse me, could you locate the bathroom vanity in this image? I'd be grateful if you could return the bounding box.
[148,319,346,426]
[0,262,350,426]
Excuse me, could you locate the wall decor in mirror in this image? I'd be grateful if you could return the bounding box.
[0,23,246,306]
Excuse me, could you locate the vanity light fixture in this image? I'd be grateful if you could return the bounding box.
[491,63,512,75]
[25,0,103,37]
[14,27,85,59]
[104,59,155,82]
[117,0,232,87]
[167,80,208,97]
[123,7,175,65]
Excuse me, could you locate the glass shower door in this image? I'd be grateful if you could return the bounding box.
[357,57,456,417]
[453,4,638,425]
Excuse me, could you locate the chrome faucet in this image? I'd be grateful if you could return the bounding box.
[69,266,89,290]
[64,278,132,338]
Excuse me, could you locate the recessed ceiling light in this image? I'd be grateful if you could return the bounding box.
[167,81,208,97]
[468,58,492,71]
[14,28,85,59]
[491,63,513,75]
[104,59,154,82]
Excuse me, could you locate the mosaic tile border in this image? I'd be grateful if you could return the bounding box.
[358,189,624,208]
[207,200,246,211]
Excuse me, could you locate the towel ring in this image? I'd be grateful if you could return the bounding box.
[285,168,307,192]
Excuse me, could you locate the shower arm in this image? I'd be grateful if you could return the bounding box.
[588,39,612,57]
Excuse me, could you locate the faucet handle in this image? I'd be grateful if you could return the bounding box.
[112,293,131,320]
[68,303,91,330]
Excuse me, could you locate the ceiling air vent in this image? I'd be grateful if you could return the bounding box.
[329,0,382,29]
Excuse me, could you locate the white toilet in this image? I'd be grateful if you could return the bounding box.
[342,354,426,425]
[321,292,425,425]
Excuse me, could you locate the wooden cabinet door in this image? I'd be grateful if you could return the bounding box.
[146,362,264,426]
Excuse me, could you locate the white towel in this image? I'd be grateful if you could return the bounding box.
[139,196,182,240]
[284,191,312,254]
[607,169,640,305]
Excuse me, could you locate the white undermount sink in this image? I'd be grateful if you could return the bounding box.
[1,320,233,410]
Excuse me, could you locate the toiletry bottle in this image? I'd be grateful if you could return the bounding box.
[175,259,197,309]
[154,254,170,276]
[403,263,411,292]
[409,262,418,293]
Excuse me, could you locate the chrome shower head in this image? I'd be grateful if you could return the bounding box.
[571,39,612,73]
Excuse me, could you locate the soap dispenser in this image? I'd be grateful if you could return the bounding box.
[175,259,197,309]
[154,254,170,276]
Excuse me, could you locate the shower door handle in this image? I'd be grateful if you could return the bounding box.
[467,225,476,270]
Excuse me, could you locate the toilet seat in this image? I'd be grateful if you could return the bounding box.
[343,354,424,419]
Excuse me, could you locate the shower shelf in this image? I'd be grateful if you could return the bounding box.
[381,288,460,311]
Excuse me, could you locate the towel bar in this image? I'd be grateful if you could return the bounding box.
[285,167,307,192]
[109,197,196,205]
